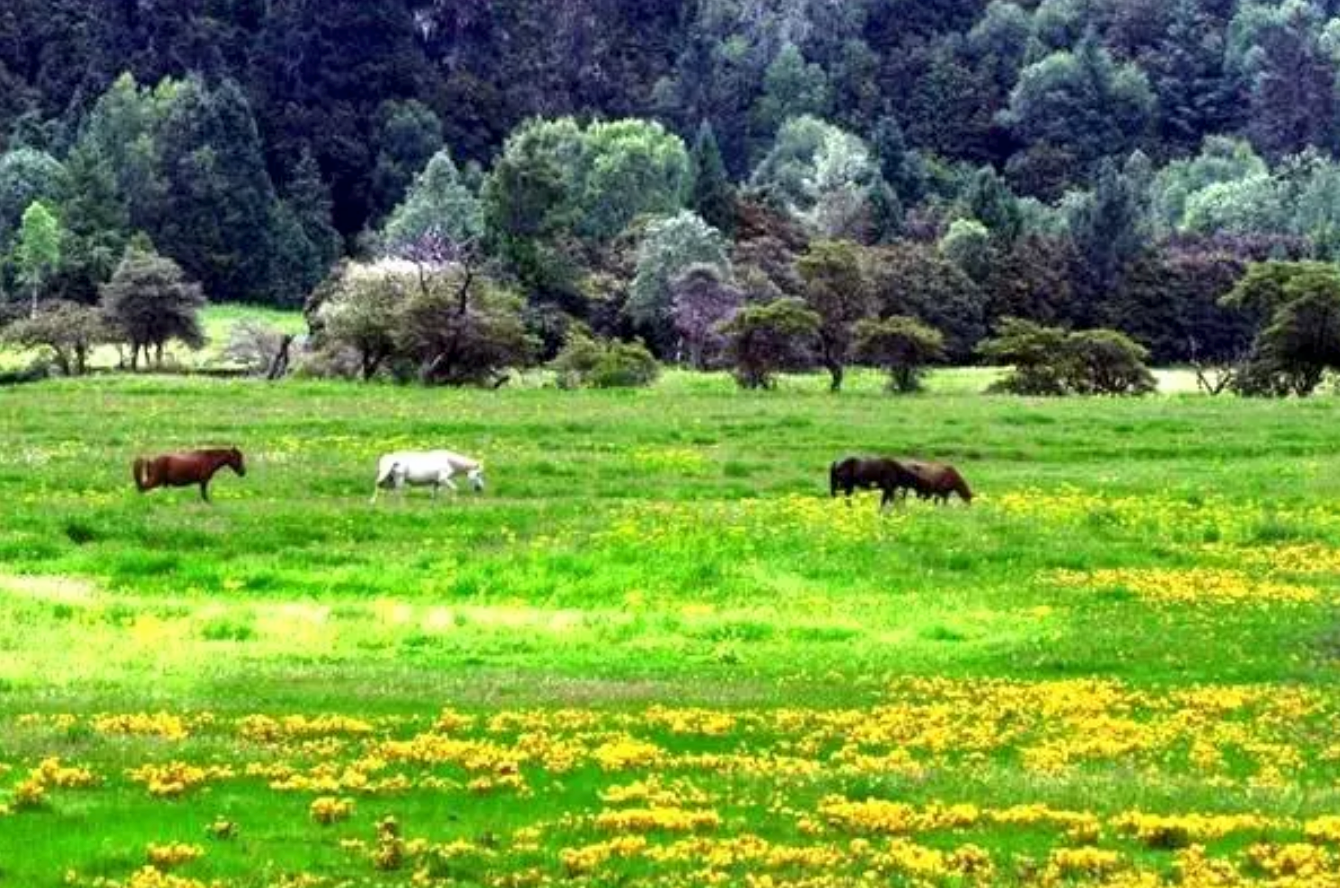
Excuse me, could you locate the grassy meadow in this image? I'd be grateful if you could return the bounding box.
[1,372,1339,887]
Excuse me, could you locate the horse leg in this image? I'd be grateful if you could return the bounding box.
[199,481,211,504]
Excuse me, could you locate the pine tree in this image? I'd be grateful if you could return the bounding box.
[690,121,735,235]
[56,143,131,302]
[1151,0,1241,154]
[153,77,283,302]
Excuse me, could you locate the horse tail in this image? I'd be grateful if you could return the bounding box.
[133,457,151,492]
[829,461,840,498]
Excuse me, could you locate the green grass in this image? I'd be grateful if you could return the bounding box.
[0,376,1338,886]
[0,304,306,374]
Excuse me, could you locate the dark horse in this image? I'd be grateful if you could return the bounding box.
[830,457,920,509]
[133,448,246,502]
[900,459,973,505]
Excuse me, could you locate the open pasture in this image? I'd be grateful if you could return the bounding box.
[1,376,1339,887]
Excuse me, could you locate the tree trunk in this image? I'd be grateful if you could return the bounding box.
[266,335,294,380]
[130,343,140,371]
[155,342,164,368]
[825,359,844,393]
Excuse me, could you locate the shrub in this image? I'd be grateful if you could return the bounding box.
[852,315,945,393]
[979,317,1156,396]
[718,297,820,389]
[551,333,659,389]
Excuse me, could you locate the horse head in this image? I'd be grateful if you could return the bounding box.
[228,448,247,477]
[468,464,486,493]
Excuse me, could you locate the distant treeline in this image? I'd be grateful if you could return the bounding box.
[3,0,1340,376]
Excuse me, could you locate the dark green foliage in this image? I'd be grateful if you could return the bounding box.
[964,166,1022,243]
[796,240,874,392]
[153,77,280,303]
[370,100,445,224]
[1104,247,1250,364]
[275,149,343,306]
[852,315,946,393]
[1149,0,1241,154]
[99,247,206,370]
[54,144,130,303]
[718,297,820,390]
[1224,261,1340,397]
[1002,33,1154,176]
[551,332,660,389]
[1066,159,1150,321]
[690,122,735,235]
[869,116,925,205]
[979,318,1157,396]
[866,241,986,363]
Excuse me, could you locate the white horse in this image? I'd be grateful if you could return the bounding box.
[370,450,486,503]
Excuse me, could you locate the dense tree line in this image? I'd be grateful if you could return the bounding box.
[3,0,1340,392]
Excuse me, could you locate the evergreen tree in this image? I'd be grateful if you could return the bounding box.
[964,166,1023,243]
[250,0,433,237]
[370,99,445,224]
[1150,0,1241,154]
[382,149,484,255]
[753,43,832,141]
[1239,1,1336,159]
[284,149,343,278]
[1067,159,1150,321]
[690,121,735,235]
[1003,32,1155,175]
[56,143,130,303]
[869,116,925,205]
[153,77,282,302]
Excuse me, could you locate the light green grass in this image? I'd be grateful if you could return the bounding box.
[0,377,1338,886]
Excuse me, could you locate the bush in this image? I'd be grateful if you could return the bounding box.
[852,315,945,393]
[979,317,1156,396]
[551,333,659,389]
[718,297,820,389]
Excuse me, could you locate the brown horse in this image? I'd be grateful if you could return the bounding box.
[133,448,246,503]
[830,457,920,509]
[899,459,973,505]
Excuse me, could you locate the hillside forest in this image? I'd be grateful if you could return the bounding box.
[4,0,1340,389]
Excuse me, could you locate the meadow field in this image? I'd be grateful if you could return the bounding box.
[1,374,1339,887]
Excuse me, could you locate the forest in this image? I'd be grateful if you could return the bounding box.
[3,0,1340,386]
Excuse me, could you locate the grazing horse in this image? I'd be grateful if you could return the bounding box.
[899,459,974,505]
[133,448,246,503]
[830,457,919,509]
[371,450,486,504]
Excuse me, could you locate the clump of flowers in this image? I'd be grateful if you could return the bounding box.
[145,842,204,870]
[127,762,233,798]
[309,796,355,825]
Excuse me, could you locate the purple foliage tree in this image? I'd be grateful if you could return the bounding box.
[670,264,743,369]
